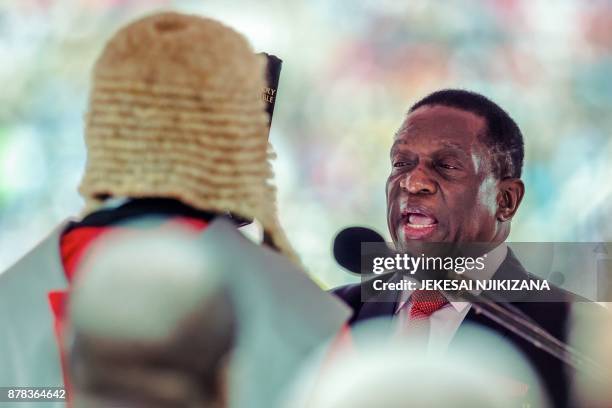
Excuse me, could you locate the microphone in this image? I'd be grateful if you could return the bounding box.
[333,226,390,274]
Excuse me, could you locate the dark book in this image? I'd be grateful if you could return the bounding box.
[258,52,282,130]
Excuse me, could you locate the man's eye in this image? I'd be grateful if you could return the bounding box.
[393,161,409,168]
[437,163,458,170]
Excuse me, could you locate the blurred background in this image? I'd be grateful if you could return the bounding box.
[1,0,611,288]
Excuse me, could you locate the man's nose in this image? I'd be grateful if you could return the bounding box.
[400,168,437,195]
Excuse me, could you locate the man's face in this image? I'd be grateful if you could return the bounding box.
[386,105,503,252]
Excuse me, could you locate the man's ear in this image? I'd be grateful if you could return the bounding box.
[496,178,524,222]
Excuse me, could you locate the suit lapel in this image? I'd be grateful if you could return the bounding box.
[460,248,529,332]
[354,273,402,323]
[456,248,538,343]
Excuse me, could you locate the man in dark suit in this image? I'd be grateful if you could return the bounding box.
[332,89,584,407]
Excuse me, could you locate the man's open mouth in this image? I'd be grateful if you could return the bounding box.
[406,212,437,228]
[400,208,438,239]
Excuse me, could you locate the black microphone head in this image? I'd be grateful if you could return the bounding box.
[333,226,387,274]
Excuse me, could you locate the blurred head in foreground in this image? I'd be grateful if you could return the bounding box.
[284,320,547,408]
[78,11,296,260]
[570,303,612,407]
[386,89,525,253]
[67,228,235,408]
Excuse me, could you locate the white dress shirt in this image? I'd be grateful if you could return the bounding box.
[394,244,508,354]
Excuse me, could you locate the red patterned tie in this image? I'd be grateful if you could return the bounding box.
[409,290,449,320]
